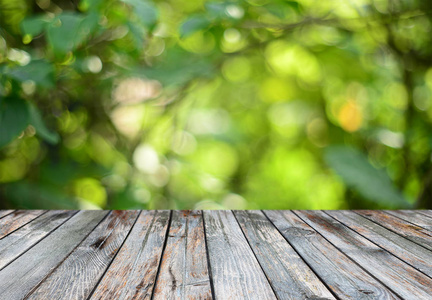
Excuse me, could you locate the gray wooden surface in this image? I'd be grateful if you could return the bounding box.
[153,210,212,300]
[0,210,431,299]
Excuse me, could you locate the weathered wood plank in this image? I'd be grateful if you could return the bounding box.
[264,210,398,299]
[27,210,139,300]
[385,210,432,231]
[296,210,432,299]
[153,210,212,300]
[234,210,335,300]
[204,210,277,300]
[0,210,14,219]
[0,210,76,270]
[327,210,432,278]
[0,210,45,239]
[357,210,432,251]
[90,210,170,300]
[0,210,107,300]
[415,210,432,218]
[420,210,432,217]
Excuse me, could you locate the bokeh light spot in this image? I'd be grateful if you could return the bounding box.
[338,100,363,132]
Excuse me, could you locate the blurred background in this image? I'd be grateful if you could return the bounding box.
[0,0,431,210]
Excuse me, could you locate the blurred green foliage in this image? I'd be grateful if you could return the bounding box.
[0,0,431,210]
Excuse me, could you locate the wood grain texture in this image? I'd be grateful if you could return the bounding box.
[0,210,430,299]
[0,210,45,239]
[27,210,139,300]
[90,210,170,300]
[0,210,76,270]
[296,210,432,299]
[326,210,432,278]
[264,210,398,299]
[357,210,432,251]
[234,210,335,300]
[384,210,432,231]
[0,210,107,300]
[204,210,277,300]
[0,210,14,219]
[153,210,212,300]
[419,210,432,217]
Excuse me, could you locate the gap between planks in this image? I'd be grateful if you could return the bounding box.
[324,210,432,279]
[0,211,78,272]
[86,211,143,299]
[293,210,432,299]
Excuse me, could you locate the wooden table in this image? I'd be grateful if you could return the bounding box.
[0,210,431,299]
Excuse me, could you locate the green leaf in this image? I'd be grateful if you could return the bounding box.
[79,11,100,36]
[28,103,59,144]
[265,1,302,18]
[127,21,146,49]
[0,97,30,148]
[134,47,213,85]
[3,181,78,209]
[79,0,104,12]
[7,60,54,87]
[285,1,302,13]
[21,15,49,37]
[204,2,244,20]
[46,13,85,54]
[325,145,411,208]
[205,2,227,19]
[122,0,158,28]
[180,16,210,37]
